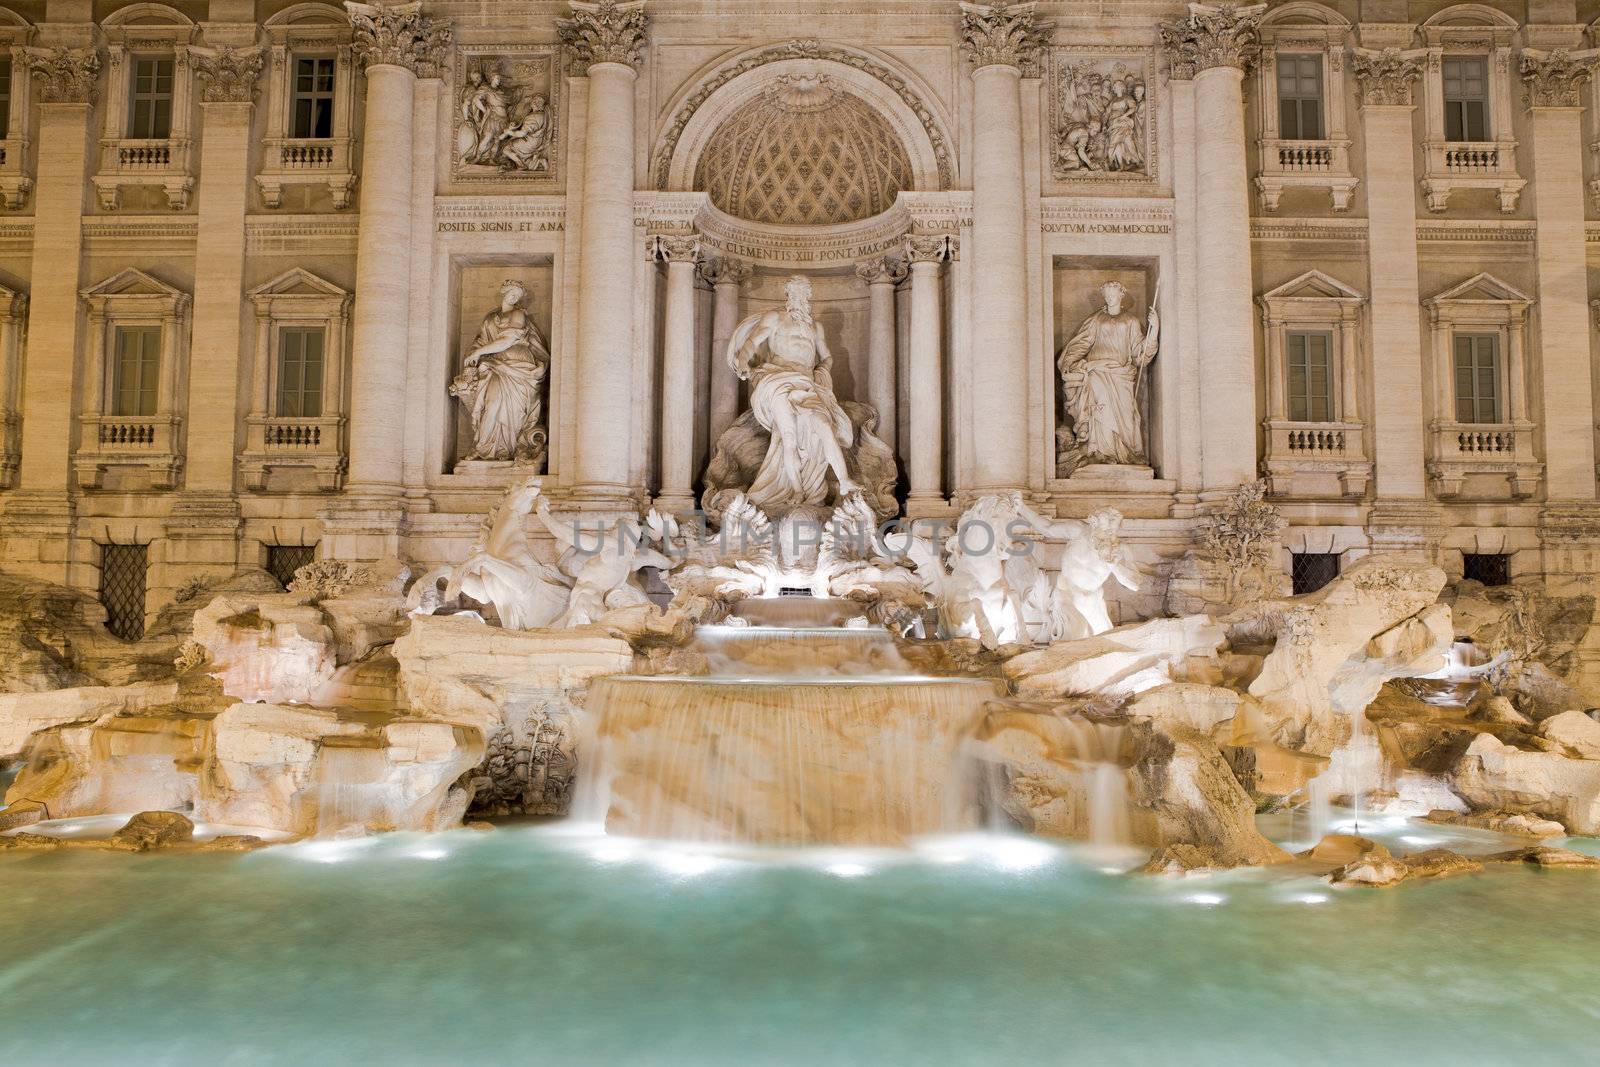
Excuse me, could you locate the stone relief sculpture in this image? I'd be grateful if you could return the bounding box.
[1056,279,1160,477]
[456,59,554,174]
[701,275,898,522]
[450,278,550,470]
[1053,59,1148,176]
[446,476,572,629]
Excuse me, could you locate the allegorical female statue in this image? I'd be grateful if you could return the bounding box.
[450,279,549,468]
[1057,279,1159,473]
[727,275,859,513]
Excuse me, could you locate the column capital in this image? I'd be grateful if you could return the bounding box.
[1520,47,1600,111]
[958,2,1047,76]
[191,46,265,104]
[856,255,907,286]
[1158,3,1264,81]
[345,1,452,77]
[904,233,956,264]
[24,46,102,105]
[559,0,650,74]
[698,255,751,287]
[650,234,699,263]
[1351,47,1427,108]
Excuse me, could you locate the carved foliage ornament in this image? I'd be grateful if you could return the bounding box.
[698,256,751,287]
[1158,3,1265,80]
[26,47,103,105]
[651,234,699,262]
[192,47,266,104]
[958,2,1048,75]
[855,255,906,286]
[1350,47,1425,108]
[1520,48,1600,110]
[904,233,956,263]
[558,0,650,73]
[345,1,452,77]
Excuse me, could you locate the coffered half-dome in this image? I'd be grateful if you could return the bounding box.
[695,74,913,226]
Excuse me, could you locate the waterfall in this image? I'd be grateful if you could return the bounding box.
[1087,762,1131,847]
[312,745,391,837]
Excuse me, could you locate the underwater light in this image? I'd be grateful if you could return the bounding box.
[1292,893,1329,905]
[1184,892,1226,907]
[824,862,871,878]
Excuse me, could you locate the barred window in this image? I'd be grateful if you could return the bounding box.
[266,544,317,590]
[1292,552,1340,596]
[100,543,148,641]
[1462,552,1510,587]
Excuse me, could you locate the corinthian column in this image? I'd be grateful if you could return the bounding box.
[959,2,1044,493]
[653,235,699,514]
[0,47,101,582]
[1160,3,1263,496]
[1522,47,1600,503]
[1351,46,1428,510]
[342,2,449,502]
[856,255,907,453]
[699,256,751,448]
[560,0,649,502]
[905,234,953,508]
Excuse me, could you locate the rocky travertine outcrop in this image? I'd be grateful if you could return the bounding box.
[0,681,180,758]
[1423,808,1566,837]
[395,614,635,816]
[1003,616,1226,698]
[1450,731,1600,835]
[1240,556,1448,753]
[974,700,1290,868]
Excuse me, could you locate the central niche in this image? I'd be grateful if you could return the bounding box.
[695,74,913,226]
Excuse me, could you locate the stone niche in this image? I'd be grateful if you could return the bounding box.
[447,258,555,474]
[1051,257,1162,488]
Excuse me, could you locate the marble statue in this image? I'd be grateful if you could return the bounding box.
[701,277,899,523]
[458,67,552,172]
[446,476,571,629]
[730,275,857,513]
[1057,280,1159,475]
[450,279,550,468]
[536,497,675,628]
[1011,498,1141,641]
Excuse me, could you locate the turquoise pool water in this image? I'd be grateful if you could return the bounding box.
[1,819,1597,1066]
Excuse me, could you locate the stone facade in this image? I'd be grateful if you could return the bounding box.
[2,0,1600,631]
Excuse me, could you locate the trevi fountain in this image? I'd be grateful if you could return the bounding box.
[4,0,1600,1063]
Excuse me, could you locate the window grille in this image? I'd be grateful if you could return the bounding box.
[1462,553,1510,587]
[266,544,317,590]
[100,543,148,641]
[1291,552,1340,596]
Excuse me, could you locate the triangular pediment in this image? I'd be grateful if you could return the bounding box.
[1427,272,1531,306]
[248,267,347,299]
[80,267,185,300]
[1261,269,1363,304]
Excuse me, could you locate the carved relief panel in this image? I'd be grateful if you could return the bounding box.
[452,47,561,184]
[1047,50,1157,184]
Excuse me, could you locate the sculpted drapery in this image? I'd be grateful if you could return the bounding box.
[450,279,550,466]
[1058,281,1159,470]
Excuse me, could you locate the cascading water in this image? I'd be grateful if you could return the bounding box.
[579,619,1006,846]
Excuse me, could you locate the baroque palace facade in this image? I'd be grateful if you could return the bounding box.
[0,0,1598,631]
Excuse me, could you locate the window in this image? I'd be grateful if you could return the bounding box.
[1443,57,1489,142]
[292,57,336,139]
[100,543,148,641]
[111,326,161,417]
[275,327,325,418]
[1453,333,1500,424]
[1291,552,1340,595]
[1276,54,1323,140]
[1462,552,1509,587]
[266,544,317,590]
[0,57,11,141]
[128,57,174,140]
[1286,330,1334,423]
